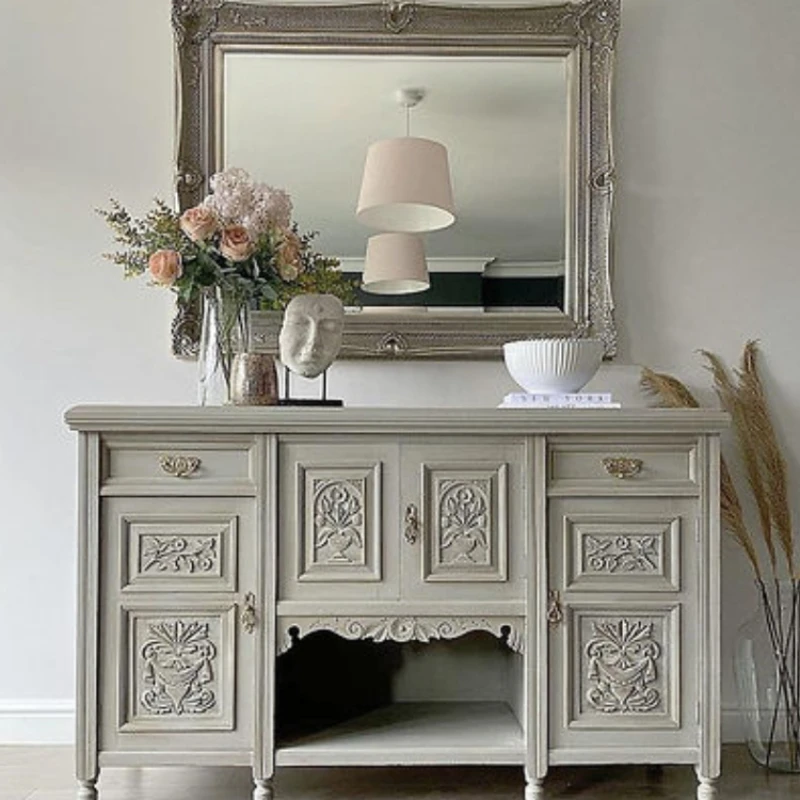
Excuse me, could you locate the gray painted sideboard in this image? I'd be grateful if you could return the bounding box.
[65,407,727,799]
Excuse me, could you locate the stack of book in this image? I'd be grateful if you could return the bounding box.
[499,392,621,409]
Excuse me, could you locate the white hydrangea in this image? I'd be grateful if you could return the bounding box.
[203,167,293,239]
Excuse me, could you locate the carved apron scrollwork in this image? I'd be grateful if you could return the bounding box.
[278,616,525,655]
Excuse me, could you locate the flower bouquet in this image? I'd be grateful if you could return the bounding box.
[99,167,356,402]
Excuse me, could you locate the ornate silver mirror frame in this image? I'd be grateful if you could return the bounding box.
[172,0,619,359]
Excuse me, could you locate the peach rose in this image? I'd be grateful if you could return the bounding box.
[179,205,218,242]
[219,225,255,262]
[148,249,183,286]
[276,230,304,281]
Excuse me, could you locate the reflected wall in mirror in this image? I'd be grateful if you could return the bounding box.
[172,0,620,359]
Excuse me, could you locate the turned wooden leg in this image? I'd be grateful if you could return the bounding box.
[525,777,545,799]
[696,776,718,799]
[77,779,98,800]
[253,778,274,800]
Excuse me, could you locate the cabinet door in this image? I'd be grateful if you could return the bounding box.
[547,497,698,754]
[99,496,258,755]
[400,440,526,601]
[278,439,400,601]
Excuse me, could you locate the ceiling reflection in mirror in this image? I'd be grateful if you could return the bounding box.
[220,52,568,311]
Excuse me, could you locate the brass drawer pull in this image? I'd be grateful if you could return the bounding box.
[547,589,564,628]
[241,592,257,634]
[602,456,643,480]
[404,504,420,545]
[159,455,201,478]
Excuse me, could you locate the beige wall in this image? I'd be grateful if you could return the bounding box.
[0,0,798,742]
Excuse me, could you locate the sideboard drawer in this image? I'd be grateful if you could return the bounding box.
[101,435,257,491]
[548,437,698,492]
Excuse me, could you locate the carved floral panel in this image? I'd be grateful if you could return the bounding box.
[438,480,491,566]
[141,535,218,574]
[564,516,681,592]
[299,464,382,582]
[423,464,508,582]
[123,516,238,593]
[312,478,366,565]
[140,620,218,716]
[585,618,662,713]
[568,606,680,730]
[584,534,659,574]
[124,607,235,731]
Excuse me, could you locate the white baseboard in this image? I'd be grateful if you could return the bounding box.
[0,700,74,744]
[0,700,745,747]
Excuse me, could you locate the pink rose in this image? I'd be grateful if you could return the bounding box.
[179,205,218,242]
[148,249,183,286]
[220,225,255,262]
[276,229,304,281]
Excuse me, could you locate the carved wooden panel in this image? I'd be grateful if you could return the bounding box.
[563,514,681,592]
[298,463,382,582]
[421,463,508,583]
[121,605,235,732]
[566,605,680,730]
[122,514,238,593]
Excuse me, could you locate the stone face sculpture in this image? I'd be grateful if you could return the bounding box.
[278,294,345,379]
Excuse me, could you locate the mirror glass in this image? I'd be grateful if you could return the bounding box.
[222,52,568,311]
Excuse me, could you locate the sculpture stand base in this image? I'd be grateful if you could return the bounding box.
[281,366,343,407]
[279,398,343,407]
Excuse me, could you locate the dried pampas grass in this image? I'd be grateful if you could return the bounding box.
[641,342,796,581]
[644,345,800,769]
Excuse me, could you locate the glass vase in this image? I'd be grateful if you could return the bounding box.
[734,578,800,772]
[197,287,250,406]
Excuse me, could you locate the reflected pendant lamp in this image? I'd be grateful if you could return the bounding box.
[356,88,455,233]
[362,232,430,295]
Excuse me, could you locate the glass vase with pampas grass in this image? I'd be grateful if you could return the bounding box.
[642,341,798,772]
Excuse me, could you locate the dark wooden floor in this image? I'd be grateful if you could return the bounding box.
[2,746,800,799]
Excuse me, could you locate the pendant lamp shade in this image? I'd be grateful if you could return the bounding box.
[362,232,430,295]
[356,137,455,233]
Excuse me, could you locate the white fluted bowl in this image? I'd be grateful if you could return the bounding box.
[503,338,604,395]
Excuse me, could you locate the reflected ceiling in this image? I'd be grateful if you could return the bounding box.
[222,53,568,271]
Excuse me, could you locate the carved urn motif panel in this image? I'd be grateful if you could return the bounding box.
[121,515,238,593]
[421,463,508,583]
[299,464,382,582]
[563,515,681,592]
[568,606,680,730]
[123,607,235,732]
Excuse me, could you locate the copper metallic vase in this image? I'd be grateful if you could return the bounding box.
[230,353,279,406]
